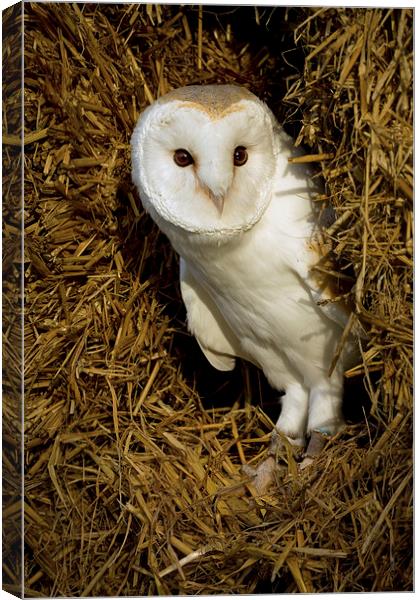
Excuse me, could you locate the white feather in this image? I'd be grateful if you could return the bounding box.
[179,258,240,371]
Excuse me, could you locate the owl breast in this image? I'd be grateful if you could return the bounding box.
[179,194,343,393]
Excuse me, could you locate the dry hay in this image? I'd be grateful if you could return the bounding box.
[2,3,412,596]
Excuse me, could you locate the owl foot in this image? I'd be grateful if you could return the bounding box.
[241,430,304,495]
[299,429,329,469]
[241,456,278,496]
[270,428,306,453]
[241,429,331,494]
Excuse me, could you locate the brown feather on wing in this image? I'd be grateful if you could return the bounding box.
[305,216,367,343]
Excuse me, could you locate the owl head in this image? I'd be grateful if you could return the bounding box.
[131,85,280,245]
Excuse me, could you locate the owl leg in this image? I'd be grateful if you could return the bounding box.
[243,383,309,495]
[272,382,309,448]
[300,377,344,469]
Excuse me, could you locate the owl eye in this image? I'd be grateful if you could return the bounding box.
[174,148,194,167]
[233,146,248,166]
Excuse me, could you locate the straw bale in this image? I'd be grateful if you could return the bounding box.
[283,8,413,421]
[3,3,412,595]
[3,3,24,594]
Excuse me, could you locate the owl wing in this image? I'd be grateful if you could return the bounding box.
[305,268,351,330]
[179,258,239,371]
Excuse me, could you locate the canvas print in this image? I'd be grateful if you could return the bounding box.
[2,3,413,596]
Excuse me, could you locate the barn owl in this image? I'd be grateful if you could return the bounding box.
[131,84,358,493]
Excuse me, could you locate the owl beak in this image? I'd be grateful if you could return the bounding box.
[199,181,225,215]
[197,165,230,216]
[208,191,225,216]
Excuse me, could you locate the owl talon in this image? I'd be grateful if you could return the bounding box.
[242,456,278,496]
[253,456,278,495]
[299,429,330,470]
[241,464,258,478]
[299,456,314,470]
[269,429,305,456]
